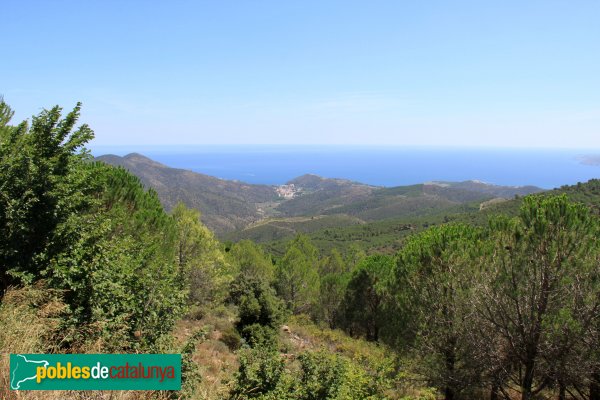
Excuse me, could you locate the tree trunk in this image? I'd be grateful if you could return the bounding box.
[521,358,535,400]
[558,381,565,400]
[490,384,499,400]
[590,371,600,400]
[444,342,456,400]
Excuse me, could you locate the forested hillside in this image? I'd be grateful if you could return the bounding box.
[97,154,542,239]
[96,153,278,234]
[249,180,600,256]
[2,100,600,400]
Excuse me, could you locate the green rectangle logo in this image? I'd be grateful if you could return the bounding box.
[10,354,181,390]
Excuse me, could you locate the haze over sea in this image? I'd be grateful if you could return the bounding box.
[91,146,600,190]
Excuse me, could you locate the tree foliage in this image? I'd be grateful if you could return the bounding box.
[316,249,349,327]
[0,100,94,290]
[275,235,320,314]
[229,273,285,348]
[391,225,483,400]
[172,202,232,306]
[0,101,188,350]
[228,239,275,283]
[473,195,600,400]
[338,255,393,341]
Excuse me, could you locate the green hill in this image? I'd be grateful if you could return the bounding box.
[229,182,543,248]
[259,179,600,255]
[96,153,279,234]
[225,214,366,243]
[97,153,545,239]
[274,174,377,216]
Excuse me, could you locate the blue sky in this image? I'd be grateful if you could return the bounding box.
[2,1,599,148]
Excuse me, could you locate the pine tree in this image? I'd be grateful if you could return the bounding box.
[276,235,320,314]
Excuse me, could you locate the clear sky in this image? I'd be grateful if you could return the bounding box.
[2,1,599,148]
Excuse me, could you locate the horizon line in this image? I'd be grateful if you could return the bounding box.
[89,144,600,152]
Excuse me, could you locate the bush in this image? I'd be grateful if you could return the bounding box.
[296,351,380,400]
[220,326,242,351]
[180,329,206,398]
[229,274,285,348]
[229,346,287,399]
[229,348,387,400]
[0,101,188,352]
[240,324,278,349]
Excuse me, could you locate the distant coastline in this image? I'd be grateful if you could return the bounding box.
[578,155,600,166]
[90,146,600,189]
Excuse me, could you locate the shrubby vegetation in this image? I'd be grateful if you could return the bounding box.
[227,191,600,399]
[381,196,600,400]
[2,99,600,399]
[0,100,199,351]
[337,255,392,341]
[230,348,384,400]
[173,202,233,308]
[276,235,320,315]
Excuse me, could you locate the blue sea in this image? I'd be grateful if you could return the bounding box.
[90,145,600,190]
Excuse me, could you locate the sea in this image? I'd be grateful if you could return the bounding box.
[90,145,600,190]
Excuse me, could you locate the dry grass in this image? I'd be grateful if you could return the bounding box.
[0,284,66,353]
[0,286,240,400]
[0,285,174,400]
[282,314,392,366]
[172,308,239,400]
[191,339,237,399]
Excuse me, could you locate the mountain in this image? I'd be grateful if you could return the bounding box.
[287,174,375,192]
[274,174,377,216]
[227,180,544,244]
[226,184,507,245]
[425,180,543,198]
[253,179,600,256]
[277,179,542,221]
[275,176,542,218]
[95,153,278,234]
[97,153,545,238]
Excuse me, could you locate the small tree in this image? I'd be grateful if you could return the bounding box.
[474,195,600,400]
[275,235,320,314]
[317,249,348,327]
[229,274,285,348]
[338,255,393,341]
[228,239,275,283]
[172,202,231,306]
[0,101,94,291]
[391,224,484,400]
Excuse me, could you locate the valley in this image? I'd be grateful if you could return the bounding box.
[96,153,544,241]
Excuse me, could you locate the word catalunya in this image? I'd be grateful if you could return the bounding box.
[36,362,175,383]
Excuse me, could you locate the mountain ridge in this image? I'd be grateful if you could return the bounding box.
[96,152,544,236]
[95,153,278,234]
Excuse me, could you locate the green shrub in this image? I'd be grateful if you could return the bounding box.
[229,274,285,349]
[240,324,278,349]
[220,327,242,351]
[179,329,206,398]
[229,346,287,399]
[0,101,187,352]
[296,351,380,400]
